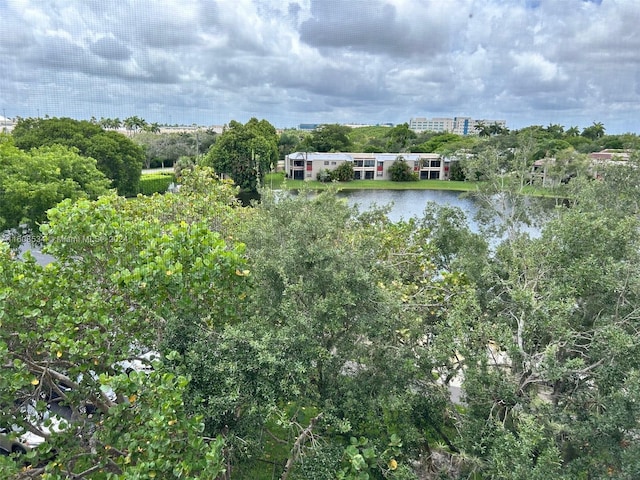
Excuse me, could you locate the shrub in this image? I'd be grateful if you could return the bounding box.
[317,169,333,182]
[138,174,175,195]
[333,162,354,182]
[389,158,418,182]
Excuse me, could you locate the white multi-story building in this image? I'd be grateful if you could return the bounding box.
[407,117,455,133]
[285,152,454,181]
[409,116,506,135]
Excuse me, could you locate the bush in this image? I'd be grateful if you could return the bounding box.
[333,162,354,182]
[138,174,175,196]
[317,169,333,182]
[389,158,418,182]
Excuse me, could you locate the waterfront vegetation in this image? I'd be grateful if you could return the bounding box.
[2,119,640,479]
[263,172,473,191]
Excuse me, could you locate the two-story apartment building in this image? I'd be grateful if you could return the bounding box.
[285,152,453,181]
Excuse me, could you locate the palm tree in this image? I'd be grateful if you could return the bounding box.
[489,122,508,136]
[565,126,580,137]
[581,121,605,140]
[475,122,491,137]
[544,123,564,138]
[124,116,147,136]
[143,122,161,134]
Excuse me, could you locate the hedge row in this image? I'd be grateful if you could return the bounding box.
[138,174,175,196]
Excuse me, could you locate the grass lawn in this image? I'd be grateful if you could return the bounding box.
[262,173,562,198]
[263,172,476,192]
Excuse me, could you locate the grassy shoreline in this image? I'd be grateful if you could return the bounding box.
[263,172,475,191]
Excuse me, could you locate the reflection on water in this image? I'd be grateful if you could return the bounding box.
[338,189,479,223]
[338,189,544,239]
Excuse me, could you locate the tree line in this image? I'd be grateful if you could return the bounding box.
[2,127,640,478]
[3,115,639,241]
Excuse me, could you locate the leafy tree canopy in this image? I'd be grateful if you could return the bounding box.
[0,167,244,479]
[388,157,417,181]
[301,124,353,152]
[384,122,416,152]
[0,135,110,236]
[201,118,278,192]
[12,117,144,196]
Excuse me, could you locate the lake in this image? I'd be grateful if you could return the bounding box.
[338,189,544,241]
[338,189,478,223]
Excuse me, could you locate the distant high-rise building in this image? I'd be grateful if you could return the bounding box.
[409,116,506,135]
[298,123,321,131]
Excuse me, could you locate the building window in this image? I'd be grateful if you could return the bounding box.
[377,170,383,177]
[306,172,312,178]
[306,161,313,171]
[365,171,375,179]
[364,159,375,167]
[331,161,337,165]
[430,160,441,168]
[324,161,330,165]
[294,160,304,167]
[354,171,362,180]
[355,160,364,167]
[430,171,440,179]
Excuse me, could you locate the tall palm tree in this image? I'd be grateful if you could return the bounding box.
[124,116,147,136]
[475,122,491,137]
[565,126,580,137]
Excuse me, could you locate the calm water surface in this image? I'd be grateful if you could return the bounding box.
[338,189,479,223]
[338,189,543,240]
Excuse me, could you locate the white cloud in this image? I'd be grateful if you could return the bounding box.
[511,51,567,84]
[0,0,638,132]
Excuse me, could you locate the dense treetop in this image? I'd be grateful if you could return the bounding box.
[0,135,110,236]
[12,117,144,196]
[201,118,278,192]
[2,122,640,478]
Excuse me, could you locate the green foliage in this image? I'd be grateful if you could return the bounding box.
[388,157,418,181]
[48,367,226,480]
[302,124,353,152]
[12,117,144,196]
[412,133,463,153]
[448,160,465,181]
[202,118,278,192]
[138,173,175,196]
[581,121,606,140]
[290,443,344,480]
[334,434,411,480]
[384,123,417,152]
[5,124,640,479]
[316,168,333,182]
[333,162,355,181]
[0,136,111,234]
[278,129,308,160]
[314,163,354,182]
[0,168,247,478]
[453,145,640,478]
[135,129,217,168]
[345,126,392,152]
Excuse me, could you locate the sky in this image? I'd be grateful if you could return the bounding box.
[1,0,639,133]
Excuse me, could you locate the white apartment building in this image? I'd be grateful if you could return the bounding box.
[285,152,453,181]
[407,117,455,133]
[409,116,506,135]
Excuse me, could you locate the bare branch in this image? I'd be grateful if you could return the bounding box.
[280,413,323,480]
